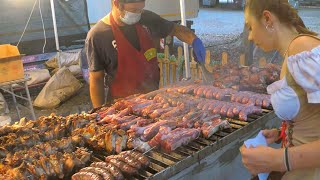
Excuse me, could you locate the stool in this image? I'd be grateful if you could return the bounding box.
[0,78,36,120]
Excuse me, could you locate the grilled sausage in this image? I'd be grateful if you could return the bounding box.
[72,171,103,180]
[226,107,235,118]
[80,167,114,180]
[262,99,271,108]
[106,158,137,176]
[105,154,142,169]
[121,151,150,167]
[91,162,124,180]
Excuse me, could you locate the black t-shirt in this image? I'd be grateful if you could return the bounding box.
[84,10,175,84]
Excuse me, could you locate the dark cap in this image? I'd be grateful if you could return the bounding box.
[118,0,145,3]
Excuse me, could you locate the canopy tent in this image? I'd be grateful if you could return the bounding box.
[0,0,90,55]
[1,0,194,79]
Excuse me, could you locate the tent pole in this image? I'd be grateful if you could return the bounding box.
[179,0,191,79]
[50,0,61,67]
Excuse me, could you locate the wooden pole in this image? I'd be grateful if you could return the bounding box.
[205,49,213,73]
[177,46,183,81]
[259,57,267,68]
[171,61,177,83]
[240,53,246,66]
[158,58,164,88]
[164,45,170,85]
[222,52,228,65]
[190,48,197,80]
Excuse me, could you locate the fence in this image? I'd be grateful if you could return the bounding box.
[158,45,268,88]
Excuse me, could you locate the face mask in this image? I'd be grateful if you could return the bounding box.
[120,10,141,25]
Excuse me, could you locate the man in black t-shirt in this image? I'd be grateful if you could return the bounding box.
[85,0,206,108]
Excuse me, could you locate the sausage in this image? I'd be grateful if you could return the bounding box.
[72,171,103,180]
[262,99,271,108]
[91,162,124,180]
[241,96,249,104]
[213,104,223,114]
[220,105,229,117]
[106,154,142,169]
[201,103,211,111]
[80,167,114,180]
[183,86,195,94]
[121,151,150,167]
[255,98,263,107]
[105,158,137,176]
[226,107,234,118]
[119,154,141,169]
[205,89,214,99]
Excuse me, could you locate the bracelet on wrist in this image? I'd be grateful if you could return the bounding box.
[284,147,291,171]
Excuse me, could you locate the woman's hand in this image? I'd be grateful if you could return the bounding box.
[240,145,285,175]
[262,129,279,145]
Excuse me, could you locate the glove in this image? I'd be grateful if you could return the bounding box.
[192,37,206,63]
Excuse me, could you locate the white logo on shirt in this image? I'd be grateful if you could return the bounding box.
[142,25,151,35]
[112,40,117,50]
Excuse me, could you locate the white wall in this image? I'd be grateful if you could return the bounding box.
[87,0,111,24]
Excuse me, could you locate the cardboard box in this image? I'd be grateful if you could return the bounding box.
[0,44,24,83]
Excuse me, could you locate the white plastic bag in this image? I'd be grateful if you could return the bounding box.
[33,67,83,109]
[68,65,81,75]
[45,49,81,68]
[25,69,51,86]
[0,92,9,115]
[51,65,81,76]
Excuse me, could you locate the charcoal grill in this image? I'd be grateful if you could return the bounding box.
[91,108,277,180]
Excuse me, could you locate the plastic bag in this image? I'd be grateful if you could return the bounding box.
[0,92,9,115]
[33,67,82,109]
[45,50,81,68]
[25,69,51,85]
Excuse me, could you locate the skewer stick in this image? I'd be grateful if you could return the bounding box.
[143,146,157,155]
[171,61,177,83]
[158,59,164,88]
[177,46,183,81]
[222,52,228,65]
[164,45,170,86]
[205,50,213,73]
[190,48,197,80]
[259,57,267,68]
[240,53,246,66]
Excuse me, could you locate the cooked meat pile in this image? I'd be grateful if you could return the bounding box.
[0,80,272,179]
[211,63,280,93]
[72,150,150,180]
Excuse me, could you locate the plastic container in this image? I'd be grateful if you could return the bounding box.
[0,44,24,83]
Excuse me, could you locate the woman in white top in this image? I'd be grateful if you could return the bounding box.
[240,0,320,179]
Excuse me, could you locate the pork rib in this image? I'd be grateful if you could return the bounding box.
[161,128,200,152]
[201,119,231,138]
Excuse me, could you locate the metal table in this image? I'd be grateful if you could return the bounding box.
[0,78,36,120]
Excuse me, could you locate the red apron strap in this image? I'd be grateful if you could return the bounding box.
[108,14,159,99]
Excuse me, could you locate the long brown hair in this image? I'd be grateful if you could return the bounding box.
[245,0,317,36]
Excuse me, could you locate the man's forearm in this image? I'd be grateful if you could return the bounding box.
[289,140,320,170]
[89,79,105,108]
[170,24,197,45]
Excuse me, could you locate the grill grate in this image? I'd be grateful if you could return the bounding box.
[90,108,275,180]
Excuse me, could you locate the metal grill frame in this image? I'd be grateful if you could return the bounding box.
[89,109,276,180]
[146,111,276,180]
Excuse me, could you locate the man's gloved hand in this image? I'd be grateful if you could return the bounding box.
[192,37,206,63]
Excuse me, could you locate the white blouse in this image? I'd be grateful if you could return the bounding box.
[267,45,320,120]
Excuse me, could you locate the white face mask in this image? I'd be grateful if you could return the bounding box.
[120,10,141,25]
